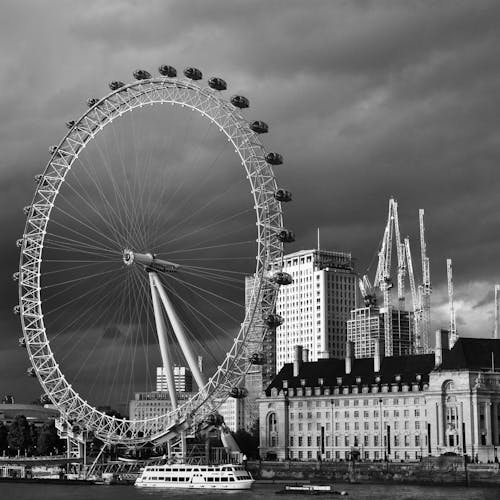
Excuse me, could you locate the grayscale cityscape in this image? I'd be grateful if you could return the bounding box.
[1,1,500,499]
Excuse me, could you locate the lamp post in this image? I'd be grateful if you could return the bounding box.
[379,398,383,461]
[330,399,334,461]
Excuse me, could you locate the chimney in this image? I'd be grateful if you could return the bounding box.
[374,338,383,373]
[345,341,354,374]
[435,329,449,368]
[302,348,309,363]
[293,345,303,377]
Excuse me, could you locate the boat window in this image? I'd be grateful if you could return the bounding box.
[221,477,228,482]
[229,477,235,481]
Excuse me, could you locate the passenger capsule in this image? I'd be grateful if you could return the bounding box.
[229,387,248,399]
[18,337,26,348]
[34,174,44,185]
[230,95,249,109]
[249,353,265,365]
[271,271,293,286]
[183,67,203,80]
[159,65,177,77]
[49,145,58,154]
[265,313,284,329]
[265,152,283,165]
[65,121,75,129]
[204,413,224,427]
[133,69,152,80]
[27,367,36,377]
[274,189,292,202]
[87,97,99,108]
[16,238,24,248]
[250,121,268,134]
[72,425,81,434]
[13,305,20,315]
[277,229,295,243]
[23,206,31,216]
[208,77,227,91]
[12,272,20,282]
[40,394,51,405]
[109,81,125,91]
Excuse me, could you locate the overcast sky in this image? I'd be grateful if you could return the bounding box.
[1,0,500,404]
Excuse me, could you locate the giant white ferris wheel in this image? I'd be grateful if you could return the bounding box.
[16,65,294,448]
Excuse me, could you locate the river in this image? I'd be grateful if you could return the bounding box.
[1,482,500,500]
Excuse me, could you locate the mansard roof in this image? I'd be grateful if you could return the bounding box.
[266,337,500,395]
[438,337,500,372]
[266,353,435,395]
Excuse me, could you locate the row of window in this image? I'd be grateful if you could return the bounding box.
[290,450,421,461]
[289,398,421,408]
[289,434,426,448]
[290,420,423,431]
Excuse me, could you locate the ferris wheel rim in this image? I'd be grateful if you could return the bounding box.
[18,74,284,445]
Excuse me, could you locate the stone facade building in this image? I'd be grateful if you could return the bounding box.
[258,333,500,463]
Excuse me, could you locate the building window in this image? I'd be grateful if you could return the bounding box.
[268,413,278,447]
[307,436,312,446]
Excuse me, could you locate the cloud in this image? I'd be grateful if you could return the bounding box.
[2,0,500,405]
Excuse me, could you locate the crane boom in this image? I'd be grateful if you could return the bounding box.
[447,258,457,348]
[495,284,500,339]
[419,209,431,353]
[404,237,421,353]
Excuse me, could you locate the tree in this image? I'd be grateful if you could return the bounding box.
[37,422,61,456]
[233,420,259,459]
[8,415,32,455]
[0,423,8,453]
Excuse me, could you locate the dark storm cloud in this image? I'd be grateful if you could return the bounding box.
[3,0,500,402]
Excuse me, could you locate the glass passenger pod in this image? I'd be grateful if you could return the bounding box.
[265,313,284,328]
[250,120,268,134]
[265,152,283,165]
[230,95,249,108]
[159,65,177,77]
[208,77,227,91]
[109,81,125,91]
[274,188,292,202]
[183,67,203,80]
[277,228,295,243]
[133,69,152,80]
[87,97,99,108]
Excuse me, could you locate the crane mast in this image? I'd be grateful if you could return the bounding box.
[495,284,500,339]
[404,237,421,353]
[419,209,431,353]
[447,258,457,348]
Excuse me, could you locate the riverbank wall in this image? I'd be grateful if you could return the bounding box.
[248,458,500,486]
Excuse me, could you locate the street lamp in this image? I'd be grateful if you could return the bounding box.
[379,398,383,461]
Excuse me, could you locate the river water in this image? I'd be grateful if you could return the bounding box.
[1,482,500,500]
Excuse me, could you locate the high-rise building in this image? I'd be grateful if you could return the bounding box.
[347,306,413,358]
[242,274,275,430]
[217,397,245,432]
[275,249,357,372]
[156,366,193,393]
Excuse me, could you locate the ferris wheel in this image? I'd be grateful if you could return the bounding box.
[16,65,294,447]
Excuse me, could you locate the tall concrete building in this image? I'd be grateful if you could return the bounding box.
[347,306,413,358]
[242,274,276,430]
[156,366,193,393]
[275,249,357,372]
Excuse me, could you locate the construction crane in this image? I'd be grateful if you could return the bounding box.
[404,237,422,353]
[495,284,500,339]
[373,198,408,357]
[419,209,431,353]
[359,274,377,307]
[447,258,457,348]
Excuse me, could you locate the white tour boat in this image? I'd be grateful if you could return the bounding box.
[134,463,254,489]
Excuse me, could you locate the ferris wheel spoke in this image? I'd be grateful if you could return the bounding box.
[162,240,254,256]
[160,277,232,359]
[44,235,120,257]
[180,268,245,289]
[48,207,123,253]
[58,172,130,248]
[61,275,129,378]
[50,272,126,352]
[42,261,115,276]
[73,156,133,248]
[41,266,120,291]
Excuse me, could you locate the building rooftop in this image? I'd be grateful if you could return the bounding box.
[438,337,500,372]
[265,338,500,395]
